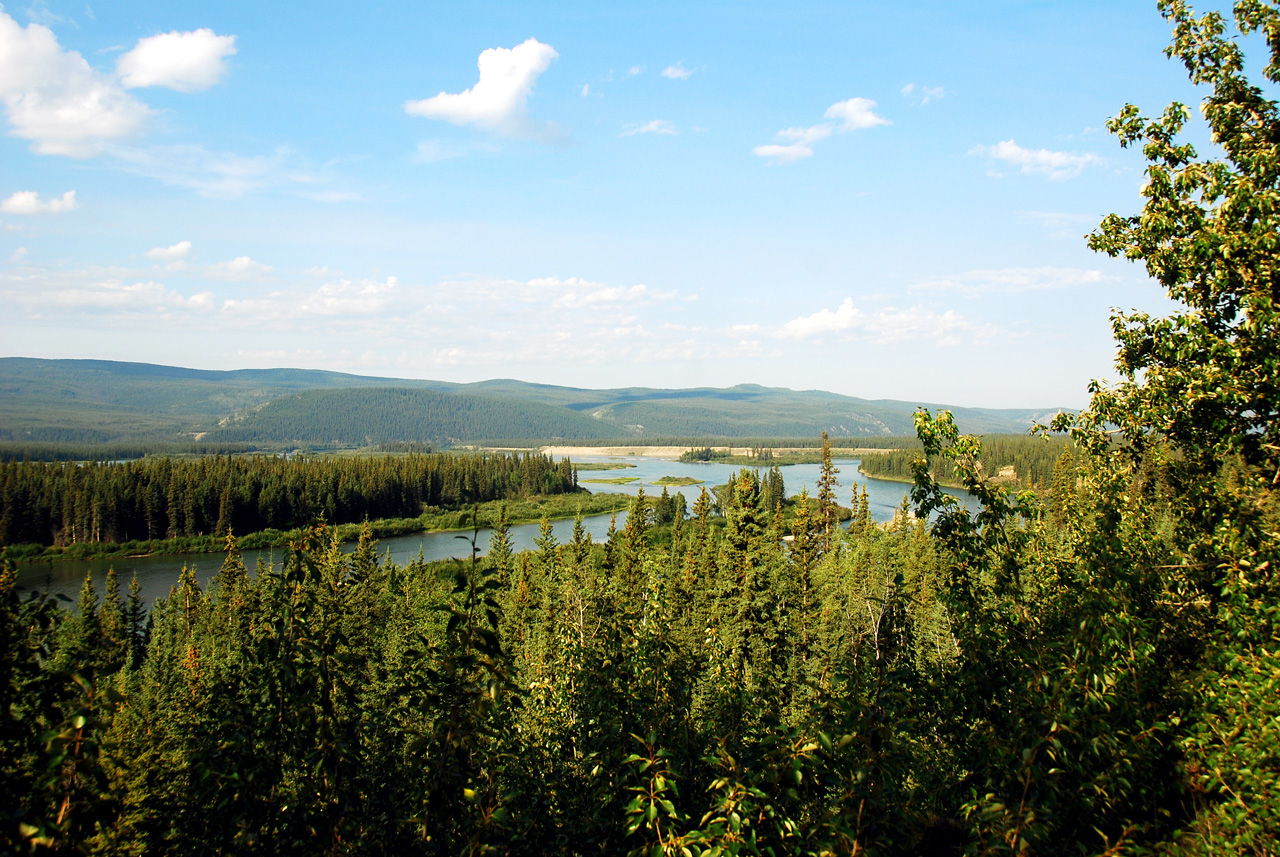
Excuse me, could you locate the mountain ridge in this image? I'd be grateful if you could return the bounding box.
[0,357,1067,447]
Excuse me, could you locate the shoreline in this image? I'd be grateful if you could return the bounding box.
[539,445,896,459]
[7,491,631,566]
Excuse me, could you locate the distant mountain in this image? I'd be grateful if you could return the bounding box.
[206,388,617,446]
[0,357,1065,447]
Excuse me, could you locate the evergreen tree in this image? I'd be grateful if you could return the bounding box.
[816,431,839,552]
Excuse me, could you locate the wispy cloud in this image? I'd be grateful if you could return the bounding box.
[108,144,295,199]
[901,82,945,105]
[1,189,76,213]
[620,119,676,137]
[911,266,1106,297]
[1019,211,1100,239]
[754,97,888,163]
[970,139,1099,180]
[660,62,693,80]
[405,38,566,143]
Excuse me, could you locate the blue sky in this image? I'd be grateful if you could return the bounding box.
[0,0,1250,408]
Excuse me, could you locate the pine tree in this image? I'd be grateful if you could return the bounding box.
[816,431,840,552]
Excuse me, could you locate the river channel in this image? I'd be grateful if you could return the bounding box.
[14,455,970,609]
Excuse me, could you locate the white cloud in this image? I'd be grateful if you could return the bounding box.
[777,125,831,145]
[660,62,693,80]
[912,266,1106,297]
[752,142,816,163]
[145,240,191,260]
[901,83,945,104]
[620,119,676,137]
[580,83,590,96]
[10,246,26,261]
[779,297,993,346]
[627,65,643,76]
[1,189,76,213]
[0,11,150,156]
[223,276,398,318]
[209,255,273,280]
[117,29,236,92]
[970,139,1099,180]
[755,97,887,163]
[782,297,863,338]
[2,273,213,314]
[405,38,563,141]
[824,97,890,130]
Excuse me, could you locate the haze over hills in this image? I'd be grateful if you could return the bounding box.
[0,358,1066,448]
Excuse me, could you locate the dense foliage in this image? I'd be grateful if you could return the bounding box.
[856,434,1073,490]
[0,452,578,549]
[3,2,1280,853]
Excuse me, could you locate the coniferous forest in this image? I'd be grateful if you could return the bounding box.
[0,452,579,550]
[3,2,1280,854]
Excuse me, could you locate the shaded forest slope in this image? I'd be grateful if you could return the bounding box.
[0,357,1063,447]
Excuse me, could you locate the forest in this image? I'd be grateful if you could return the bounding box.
[3,1,1280,853]
[0,452,579,552]
[855,435,1073,491]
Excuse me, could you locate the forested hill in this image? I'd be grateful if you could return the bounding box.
[207,388,616,445]
[0,357,1062,447]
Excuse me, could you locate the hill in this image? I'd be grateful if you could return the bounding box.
[0,357,1064,448]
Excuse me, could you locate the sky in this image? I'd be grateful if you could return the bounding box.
[0,0,1256,409]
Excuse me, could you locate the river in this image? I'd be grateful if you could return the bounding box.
[14,455,969,609]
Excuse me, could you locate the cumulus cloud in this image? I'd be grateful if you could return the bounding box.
[901,83,945,104]
[970,139,1099,180]
[755,97,888,163]
[620,119,676,137]
[660,62,693,80]
[782,298,864,338]
[405,38,564,141]
[117,29,236,92]
[824,97,890,130]
[1,189,76,213]
[209,256,273,280]
[912,266,1106,297]
[778,297,993,346]
[145,240,192,260]
[0,11,150,156]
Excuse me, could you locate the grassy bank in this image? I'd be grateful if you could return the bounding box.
[4,491,632,564]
